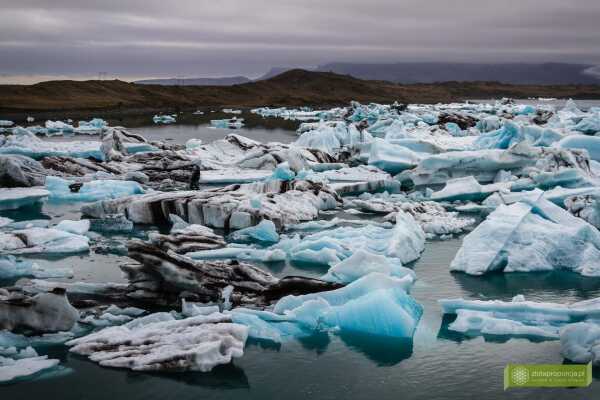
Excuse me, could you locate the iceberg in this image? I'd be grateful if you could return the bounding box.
[229,220,280,244]
[1,290,79,332]
[556,135,600,162]
[0,155,47,187]
[0,227,90,255]
[45,176,144,202]
[429,176,509,202]
[474,121,562,150]
[0,187,49,211]
[560,322,600,365]
[274,211,425,265]
[320,249,416,284]
[153,115,176,124]
[440,295,600,340]
[368,138,423,174]
[0,349,61,384]
[54,219,90,235]
[67,313,248,372]
[451,196,600,276]
[573,113,600,134]
[272,273,422,338]
[0,255,73,281]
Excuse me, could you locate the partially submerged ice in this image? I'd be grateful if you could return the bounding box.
[0,227,90,255]
[0,187,49,211]
[450,195,600,276]
[440,295,600,341]
[273,211,425,265]
[67,312,248,372]
[1,289,79,333]
[45,176,144,202]
[234,272,422,339]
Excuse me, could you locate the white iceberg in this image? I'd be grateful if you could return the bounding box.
[0,187,49,211]
[450,196,600,276]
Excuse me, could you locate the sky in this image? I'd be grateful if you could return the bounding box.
[1,0,599,84]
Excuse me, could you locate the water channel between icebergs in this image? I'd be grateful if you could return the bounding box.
[2,105,600,399]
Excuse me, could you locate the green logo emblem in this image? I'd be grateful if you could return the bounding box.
[504,363,592,390]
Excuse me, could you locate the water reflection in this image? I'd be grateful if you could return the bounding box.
[338,332,414,366]
[450,270,600,301]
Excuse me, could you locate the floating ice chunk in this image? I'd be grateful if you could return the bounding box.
[0,120,14,127]
[0,187,49,211]
[0,227,90,255]
[556,135,600,162]
[1,290,79,333]
[274,211,424,265]
[573,113,600,134]
[54,219,90,235]
[0,131,105,160]
[67,313,248,372]
[474,121,562,150]
[441,295,600,340]
[46,176,144,202]
[185,138,203,150]
[273,273,422,338]
[476,116,502,133]
[560,322,600,365]
[444,122,462,136]
[210,118,243,129]
[153,115,176,124]
[89,214,134,233]
[321,250,416,285]
[45,120,74,133]
[429,176,510,202]
[230,220,279,244]
[368,138,423,174]
[187,247,287,262]
[181,300,220,318]
[295,122,368,154]
[451,196,600,276]
[0,255,73,280]
[0,349,61,384]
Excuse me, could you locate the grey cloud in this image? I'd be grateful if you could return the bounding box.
[0,0,599,81]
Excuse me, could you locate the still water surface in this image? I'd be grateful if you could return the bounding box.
[2,111,600,399]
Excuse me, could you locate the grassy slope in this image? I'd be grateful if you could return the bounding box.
[1,69,600,112]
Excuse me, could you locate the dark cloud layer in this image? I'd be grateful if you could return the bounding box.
[1,0,599,82]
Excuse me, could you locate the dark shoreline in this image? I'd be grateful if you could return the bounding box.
[2,69,600,120]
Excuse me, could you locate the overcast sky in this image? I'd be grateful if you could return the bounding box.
[1,0,599,83]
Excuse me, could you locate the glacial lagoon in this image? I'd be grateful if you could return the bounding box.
[2,101,600,399]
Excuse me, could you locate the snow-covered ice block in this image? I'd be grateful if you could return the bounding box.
[46,176,144,202]
[1,291,79,333]
[54,219,90,235]
[440,295,600,340]
[0,349,61,384]
[560,322,600,365]
[0,187,49,211]
[450,196,600,276]
[67,313,247,372]
[0,227,90,255]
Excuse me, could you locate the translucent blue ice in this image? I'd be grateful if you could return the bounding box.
[46,176,144,202]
